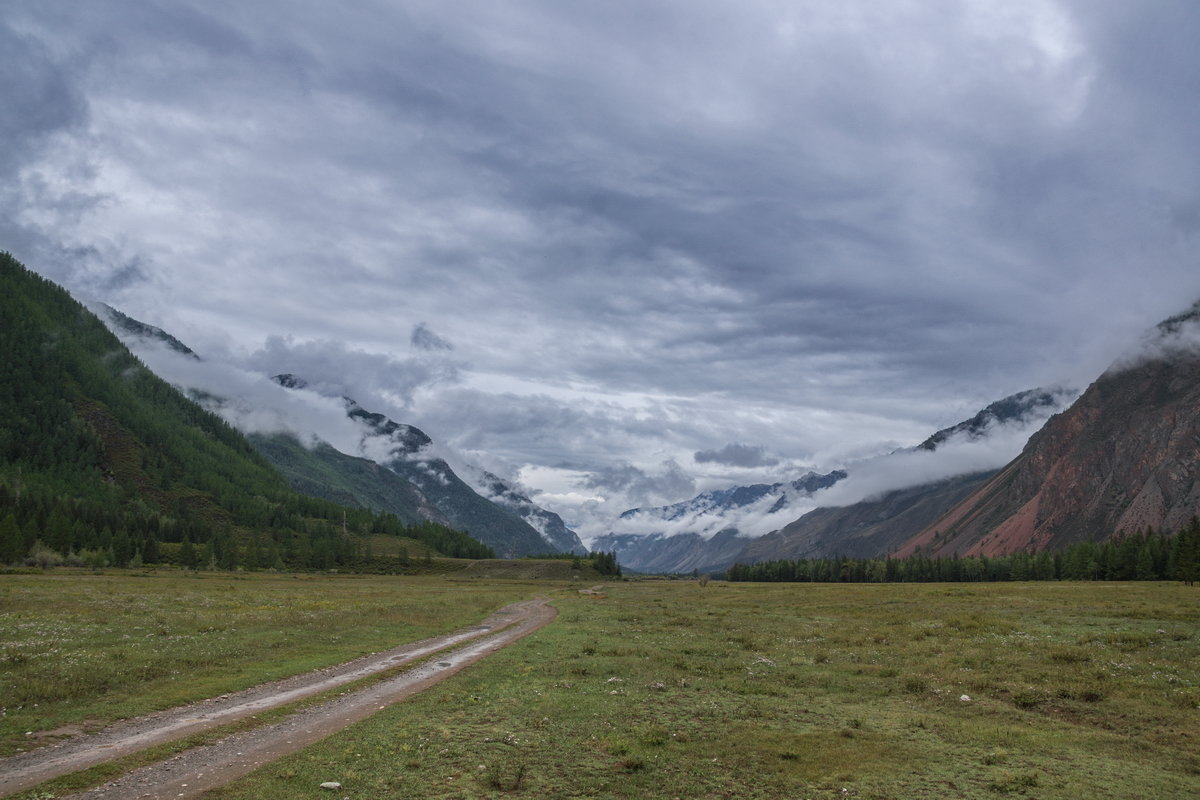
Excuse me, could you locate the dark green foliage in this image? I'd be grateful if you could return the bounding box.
[0,513,21,563]
[521,550,622,576]
[373,518,493,560]
[727,523,1200,584]
[1171,516,1200,585]
[246,432,430,526]
[591,550,622,576]
[0,251,492,569]
[178,536,198,569]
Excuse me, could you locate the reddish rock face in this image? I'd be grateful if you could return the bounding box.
[900,317,1200,558]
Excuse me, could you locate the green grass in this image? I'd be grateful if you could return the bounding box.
[3,577,1197,798]
[455,559,606,581]
[0,569,541,755]
[360,534,439,558]
[205,581,1199,800]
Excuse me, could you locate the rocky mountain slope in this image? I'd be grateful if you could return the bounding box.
[303,382,561,558]
[734,387,1076,563]
[896,302,1200,558]
[588,528,750,575]
[461,465,587,555]
[735,470,997,562]
[916,388,1074,451]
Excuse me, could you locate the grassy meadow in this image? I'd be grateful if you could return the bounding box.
[209,580,1199,800]
[2,575,1197,799]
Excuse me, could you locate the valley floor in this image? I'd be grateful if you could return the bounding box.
[2,574,1197,799]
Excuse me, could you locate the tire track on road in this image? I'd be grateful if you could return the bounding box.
[0,598,555,799]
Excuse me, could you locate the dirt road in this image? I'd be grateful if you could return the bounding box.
[0,597,556,799]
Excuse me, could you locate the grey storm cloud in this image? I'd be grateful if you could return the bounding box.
[242,335,462,412]
[580,461,697,508]
[0,21,85,176]
[694,443,780,469]
[411,322,454,352]
[0,17,94,283]
[5,0,1200,519]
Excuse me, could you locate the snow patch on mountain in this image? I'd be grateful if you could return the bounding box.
[455,462,587,554]
[596,470,846,546]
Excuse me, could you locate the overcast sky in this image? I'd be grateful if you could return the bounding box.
[5,1,1200,532]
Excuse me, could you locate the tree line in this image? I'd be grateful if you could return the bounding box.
[726,520,1200,584]
[524,550,623,576]
[0,480,494,570]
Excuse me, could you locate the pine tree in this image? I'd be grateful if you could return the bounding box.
[1135,542,1157,580]
[0,513,22,564]
[179,536,197,569]
[43,506,72,555]
[112,530,134,567]
[1172,517,1200,585]
[141,534,160,565]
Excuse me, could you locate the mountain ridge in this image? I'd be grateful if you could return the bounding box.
[83,256,1200,569]
[895,302,1200,558]
[266,375,582,557]
[617,470,848,524]
[917,387,1075,451]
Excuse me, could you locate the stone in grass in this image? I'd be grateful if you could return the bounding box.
[319,781,343,790]
[959,695,971,702]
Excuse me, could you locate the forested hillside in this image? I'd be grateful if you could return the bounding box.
[0,252,492,567]
[245,432,447,528]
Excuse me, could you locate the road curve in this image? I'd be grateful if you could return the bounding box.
[0,597,556,799]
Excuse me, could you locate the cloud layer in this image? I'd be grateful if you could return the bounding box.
[6,1,1200,525]
[695,444,780,469]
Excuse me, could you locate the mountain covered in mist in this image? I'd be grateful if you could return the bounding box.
[895,301,1200,558]
[733,387,1078,564]
[593,388,1072,574]
[590,470,847,573]
[736,470,998,563]
[95,306,583,558]
[271,375,579,558]
[243,432,449,528]
[90,259,1200,570]
[916,388,1074,451]
[461,465,587,555]
[618,470,848,524]
[98,303,200,360]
